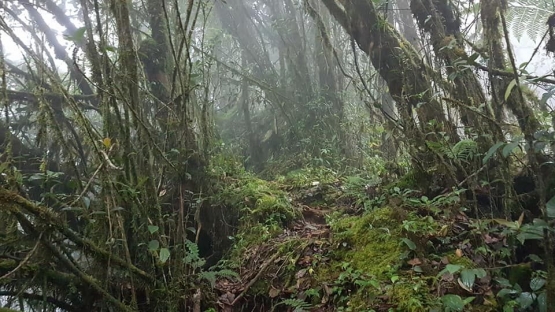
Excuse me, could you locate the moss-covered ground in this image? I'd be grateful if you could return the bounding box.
[208,166,544,312]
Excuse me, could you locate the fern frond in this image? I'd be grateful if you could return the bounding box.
[451,139,478,161]
[199,271,218,288]
[184,240,206,269]
[506,0,553,41]
[279,298,313,311]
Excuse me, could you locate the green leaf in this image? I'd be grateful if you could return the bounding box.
[442,294,466,311]
[64,27,87,43]
[497,288,517,298]
[517,292,534,309]
[546,195,555,218]
[504,79,517,101]
[104,46,116,52]
[148,225,159,234]
[159,248,170,263]
[463,296,475,305]
[495,277,512,288]
[148,240,159,251]
[82,196,91,209]
[528,254,544,264]
[502,141,520,158]
[473,268,487,278]
[483,142,505,164]
[493,219,520,230]
[530,277,546,291]
[369,279,381,289]
[538,292,547,312]
[61,207,84,212]
[401,238,416,250]
[73,27,87,41]
[446,264,462,274]
[468,52,480,63]
[460,269,476,289]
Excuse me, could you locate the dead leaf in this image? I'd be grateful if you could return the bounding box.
[296,269,307,279]
[455,249,463,257]
[407,258,422,266]
[484,234,499,244]
[442,273,455,282]
[438,225,449,236]
[269,287,280,298]
[518,212,524,226]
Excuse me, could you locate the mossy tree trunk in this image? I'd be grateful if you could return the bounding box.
[1,0,212,310]
[320,0,461,186]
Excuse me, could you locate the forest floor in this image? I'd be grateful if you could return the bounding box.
[208,168,541,312]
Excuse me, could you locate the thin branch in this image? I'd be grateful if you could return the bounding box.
[0,188,155,284]
[0,291,79,312]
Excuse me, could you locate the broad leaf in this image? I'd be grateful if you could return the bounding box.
[504,79,517,100]
[148,240,159,251]
[446,264,462,274]
[82,196,91,209]
[148,225,159,234]
[530,277,546,291]
[483,142,505,164]
[546,195,555,218]
[460,269,476,289]
[516,292,535,309]
[159,248,171,263]
[401,238,416,250]
[502,141,520,158]
[442,294,466,311]
[538,292,547,312]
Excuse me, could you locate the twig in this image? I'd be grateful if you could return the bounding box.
[230,252,281,306]
[0,232,42,280]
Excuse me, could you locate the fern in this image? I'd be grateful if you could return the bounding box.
[451,139,478,161]
[426,139,478,161]
[198,269,239,288]
[426,140,450,156]
[184,239,205,269]
[278,298,313,312]
[506,0,553,41]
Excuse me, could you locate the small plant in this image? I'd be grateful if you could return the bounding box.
[440,294,475,312]
[496,272,548,312]
[330,262,381,306]
[340,174,383,211]
[277,298,313,312]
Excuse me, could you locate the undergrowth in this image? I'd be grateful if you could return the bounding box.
[207,161,548,312]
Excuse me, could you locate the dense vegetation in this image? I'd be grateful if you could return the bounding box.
[1,0,555,311]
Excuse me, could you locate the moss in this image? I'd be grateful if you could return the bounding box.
[446,254,475,268]
[252,194,295,224]
[507,263,533,288]
[0,259,16,269]
[387,168,426,190]
[328,208,404,278]
[214,172,299,228]
[0,308,23,312]
[389,280,436,312]
[278,167,338,189]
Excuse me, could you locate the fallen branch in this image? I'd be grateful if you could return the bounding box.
[230,252,281,306]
